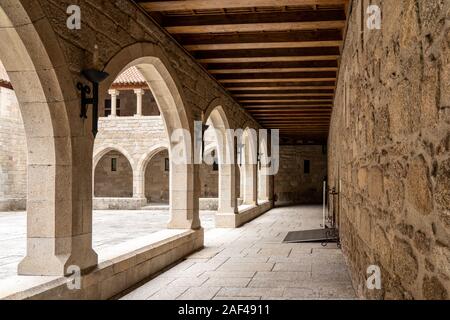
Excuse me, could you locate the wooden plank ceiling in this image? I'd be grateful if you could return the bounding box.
[135,0,349,144]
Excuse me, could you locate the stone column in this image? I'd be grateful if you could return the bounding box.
[108,89,119,117]
[134,88,144,116]
[218,139,239,214]
[243,162,258,205]
[18,108,98,276]
[258,133,272,202]
[132,170,147,209]
[168,162,201,229]
[167,126,201,230]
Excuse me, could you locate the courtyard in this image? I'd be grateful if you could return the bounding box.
[0,209,215,281]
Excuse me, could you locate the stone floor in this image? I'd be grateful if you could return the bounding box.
[0,209,215,280]
[121,205,356,300]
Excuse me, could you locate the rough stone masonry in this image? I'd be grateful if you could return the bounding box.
[329,0,450,299]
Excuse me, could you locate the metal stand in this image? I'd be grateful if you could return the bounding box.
[283,181,340,247]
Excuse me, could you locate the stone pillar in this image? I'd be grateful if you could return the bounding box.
[108,89,119,117]
[167,125,201,230]
[218,139,239,214]
[168,162,201,229]
[132,169,147,209]
[18,114,98,276]
[243,162,258,205]
[133,171,145,199]
[258,132,272,202]
[134,88,144,116]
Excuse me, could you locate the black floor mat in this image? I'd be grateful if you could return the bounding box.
[283,228,339,243]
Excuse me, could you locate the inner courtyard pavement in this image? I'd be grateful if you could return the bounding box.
[0,210,215,280]
[120,205,356,300]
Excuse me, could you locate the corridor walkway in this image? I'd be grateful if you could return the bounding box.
[121,205,356,300]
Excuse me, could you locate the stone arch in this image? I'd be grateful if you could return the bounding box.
[203,103,239,214]
[135,143,170,200]
[94,149,134,198]
[93,145,135,171]
[0,1,97,275]
[100,43,199,229]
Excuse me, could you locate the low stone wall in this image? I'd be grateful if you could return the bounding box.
[216,201,272,228]
[93,197,219,211]
[0,198,26,211]
[0,229,204,300]
[93,197,147,210]
[199,198,218,211]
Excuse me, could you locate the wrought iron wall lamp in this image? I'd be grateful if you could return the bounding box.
[77,69,109,137]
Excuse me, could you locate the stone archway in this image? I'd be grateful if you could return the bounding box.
[134,144,171,205]
[94,149,134,198]
[203,104,239,215]
[0,2,97,276]
[100,43,199,229]
[144,149,170,204]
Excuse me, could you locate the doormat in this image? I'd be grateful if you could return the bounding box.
[283,228,339,243]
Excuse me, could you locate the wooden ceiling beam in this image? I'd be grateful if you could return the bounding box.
[167,21,345,34]
[215,70,336,80]
[249,111,332,114]
[210,67,338,73]
[234,93,334,97]
[255,118,331,120]
[244,101,332,105]
[177,30,343,47]
[163,10,346,33]
[244,104,333,108]
[189,42,343,50]
[227,86,336,91]
[198,55,339,63]
[140,0,348,12]
[225,81,335,88]
[194,46,340,59]
[253,115,331,118]
[219,78,336,83]
[241,100,333,105]
[205,60,338,70]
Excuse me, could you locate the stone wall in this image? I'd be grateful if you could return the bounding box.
[94,151,133,198]
[94,116,167,163]
[274,145,327,205]
[145,149,169,202]
[329,0,450,299]
[200,162,218,198]
[0,84,27,211]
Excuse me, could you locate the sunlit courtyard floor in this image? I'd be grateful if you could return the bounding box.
[0,209,215,280]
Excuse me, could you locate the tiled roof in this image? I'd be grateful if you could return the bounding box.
[0,61,10,83]
[113,66,146,85]
[0,61,12,89]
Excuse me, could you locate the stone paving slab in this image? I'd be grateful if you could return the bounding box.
[121,205,357,300]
